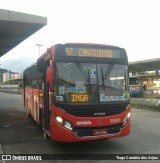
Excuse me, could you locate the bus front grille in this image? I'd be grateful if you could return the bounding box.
[74,124,122,137]
[66,104,128,117]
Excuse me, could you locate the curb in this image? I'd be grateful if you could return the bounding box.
[131,98,160,112]
[0,89,22,94]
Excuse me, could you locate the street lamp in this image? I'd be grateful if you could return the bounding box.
[36,44,42,56]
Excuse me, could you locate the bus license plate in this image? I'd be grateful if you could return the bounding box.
[93,129,107,136]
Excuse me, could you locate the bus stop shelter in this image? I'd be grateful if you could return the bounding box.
[129,58,160,80]
[129,58,160,94]
[0,9,47,57]
[129,58,160,73]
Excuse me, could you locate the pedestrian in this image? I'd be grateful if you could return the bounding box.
[143,84,146,94]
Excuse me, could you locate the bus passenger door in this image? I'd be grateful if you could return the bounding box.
[44,81,50,130]
[43,55,52,134]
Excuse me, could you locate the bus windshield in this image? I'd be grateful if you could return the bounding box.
[54,62,128,104]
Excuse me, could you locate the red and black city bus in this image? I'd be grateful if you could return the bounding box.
[23,43,131,142]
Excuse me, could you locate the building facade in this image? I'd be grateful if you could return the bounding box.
[3,72,22,83]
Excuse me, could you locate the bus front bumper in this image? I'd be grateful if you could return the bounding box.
[50,118,131,142]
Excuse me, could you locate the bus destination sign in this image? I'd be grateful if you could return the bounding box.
[65,48,113,58]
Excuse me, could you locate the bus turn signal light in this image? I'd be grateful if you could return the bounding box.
[39,92,43,97]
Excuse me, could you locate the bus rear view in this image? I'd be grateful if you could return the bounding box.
[23,43,131,142]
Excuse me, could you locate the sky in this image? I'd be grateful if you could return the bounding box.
[0,0,160,72]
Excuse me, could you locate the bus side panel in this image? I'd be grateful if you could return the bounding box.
[24,87,32,115]
[32,88,40,123]
[24,87,42,124]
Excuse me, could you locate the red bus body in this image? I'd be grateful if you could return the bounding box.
[23,43,131,142]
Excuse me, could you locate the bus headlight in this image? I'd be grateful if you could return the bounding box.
[55,115,73,131]
[127,112,131,119]
[123,112,131,126]
[55,115,63,124]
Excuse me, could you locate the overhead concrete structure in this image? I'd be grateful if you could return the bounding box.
[0,9,47,57]
[129,58,160,72]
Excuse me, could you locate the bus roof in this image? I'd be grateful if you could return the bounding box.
[65,43,120,48]
[36,43,127,64]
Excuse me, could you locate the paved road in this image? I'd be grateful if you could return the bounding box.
[0,92,160,163]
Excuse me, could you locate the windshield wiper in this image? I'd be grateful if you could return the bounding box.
[101,67,105,90]
[100,63,114,90]
[75,63,89,82]
[104,63,114,79]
